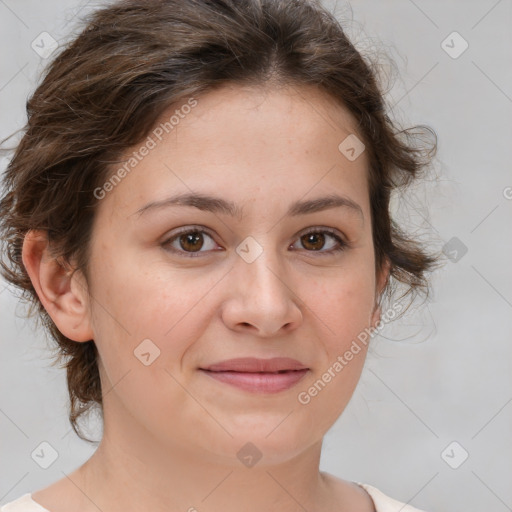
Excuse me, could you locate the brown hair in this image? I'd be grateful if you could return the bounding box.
[0,0,438,442]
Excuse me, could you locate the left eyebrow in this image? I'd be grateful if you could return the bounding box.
[132,192,364,221]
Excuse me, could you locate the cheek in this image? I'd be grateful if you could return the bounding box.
[86,250,220,377]
[293,256,376,409]
[326,281,375,347]
[291,275,375,434]
[86,259,216,433]
[304,258,377,343]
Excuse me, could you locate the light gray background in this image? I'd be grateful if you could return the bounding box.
[1,1,511,511]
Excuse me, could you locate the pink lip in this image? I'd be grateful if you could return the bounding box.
[199,357,309,394]
[202,357,308,373]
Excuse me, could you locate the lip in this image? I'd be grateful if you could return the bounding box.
[202,357,308,373]
[199,357,309,394]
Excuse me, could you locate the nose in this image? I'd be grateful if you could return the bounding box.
[221,249,303,337]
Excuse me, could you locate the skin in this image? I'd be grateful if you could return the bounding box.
[23,83,389,512]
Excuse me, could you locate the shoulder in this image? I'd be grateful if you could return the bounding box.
[1,484,430,512]
[356,483,429,512]
[0,494,50,512]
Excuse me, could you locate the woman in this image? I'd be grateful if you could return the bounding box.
[0,0,437,510]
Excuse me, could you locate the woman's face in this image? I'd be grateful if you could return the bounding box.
[83,83,386,465]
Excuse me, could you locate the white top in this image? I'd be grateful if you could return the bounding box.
[0,483,428,511]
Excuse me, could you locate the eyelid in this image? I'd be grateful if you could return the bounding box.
[290,226,348,255]
[161,225,221,257]
[294,225,346,243]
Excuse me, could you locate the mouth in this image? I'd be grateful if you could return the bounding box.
[199,357,310,393]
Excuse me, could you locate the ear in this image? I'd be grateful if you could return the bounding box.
[22,230,94,342]
[370,257,391,328]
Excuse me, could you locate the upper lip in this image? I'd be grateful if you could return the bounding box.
[201,357,308,373]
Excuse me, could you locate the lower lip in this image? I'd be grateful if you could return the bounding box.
[199,369,309,393]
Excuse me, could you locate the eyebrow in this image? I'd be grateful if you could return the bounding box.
[133,192,363,220]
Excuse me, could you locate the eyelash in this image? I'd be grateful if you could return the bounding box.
[161,225,349,258]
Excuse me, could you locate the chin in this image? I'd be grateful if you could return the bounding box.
[206,422,320,467]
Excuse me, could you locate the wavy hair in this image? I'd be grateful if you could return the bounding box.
[0,0,438,441]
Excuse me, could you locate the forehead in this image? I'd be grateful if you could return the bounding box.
[100,83,369,220]
[174,83,362,152]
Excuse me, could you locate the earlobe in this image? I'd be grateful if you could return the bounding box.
[370,303,382,329]
[22,230,94,342]
[371,257,391,328]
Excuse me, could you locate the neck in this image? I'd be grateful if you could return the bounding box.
[71,409,339,512]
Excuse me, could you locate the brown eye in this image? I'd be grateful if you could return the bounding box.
[179,232,204,252]
[291,229,347,255]
[300,232,326,251]
[163,228,218,257]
